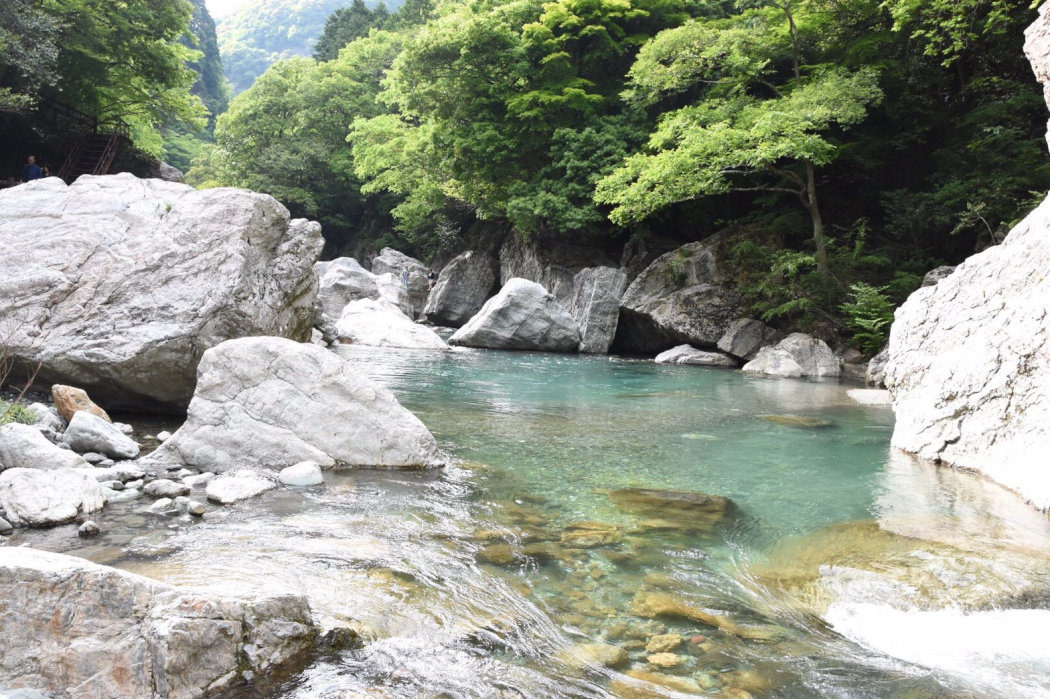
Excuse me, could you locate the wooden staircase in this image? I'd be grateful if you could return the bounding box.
[59,132,125,181]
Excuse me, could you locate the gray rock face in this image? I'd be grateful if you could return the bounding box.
[370,248,429,318]
[742,333,841,378]
[314,257,380,320]
[449,278,581,352]
[498,232,614,305]
[877,8,1050,510]
[866,348,890,388]
[63,411,140,460]
[0,174,322,411]
[614,234,745,354]
[716,318,782,361]
[0,424,89,471]
[143,479,190,499]
[335,298,448,350]
[886,195,1050,509]
[0,468,106,526]
[921,266,956,287]
[423,250,499,327]
[150,337,444,472]
[569,267,628,354]
[0,546,318,697]
[654,345,738,367]
[155,162,185,183]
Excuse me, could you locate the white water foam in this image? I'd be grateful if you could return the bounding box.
[826,602,1050,697]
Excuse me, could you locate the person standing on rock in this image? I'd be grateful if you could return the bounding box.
[401,265,410,289]
[426,268,437,290]
[20,156,43,182]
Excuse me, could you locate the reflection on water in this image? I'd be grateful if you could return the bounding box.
[10,347,1050,697]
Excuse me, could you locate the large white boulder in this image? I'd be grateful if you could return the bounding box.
[449,278,581,352]
[335,298,448,350]
[370,247,429,318]
[149,337,444,472]
[886,196,1050,509]
[63,411,140,460]
[0,174,322,410]
[0,467,106,526]
[206,470,277,504]
[423,250,499,328]
[0,423,89,471]
[742,333,841,378]
[569,267,628,354]
[314,257,380,320]
[881,6,1050,510]
[0,546,318,697]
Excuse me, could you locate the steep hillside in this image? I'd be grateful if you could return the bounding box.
[217,0,347,93]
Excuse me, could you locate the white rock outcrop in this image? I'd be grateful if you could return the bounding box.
[0,467,106,526]
[0,174,322,410]
[569,267,628,354]
[370,247,430,318]
[150,337,444,472]
[314,257,381,320]
[0,547,318,697]
[717,318,781,361]
[742,333,841,378]
[655,345,738,367]
[206,470,277,504]
[449,278,581,352]
[0,423,89,471]
[423,250,499,328]
[335,298,448,350]
[882,6,1050,509]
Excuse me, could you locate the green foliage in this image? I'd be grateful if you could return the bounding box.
[315,0,392,61]
[840,282,895,354]
[190,30,405,252]
[0,0,61,110]
[0,401,35,427]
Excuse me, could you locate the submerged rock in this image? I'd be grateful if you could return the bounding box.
[654,345,738,367]
[63,411,140,460]
[0,423,89,471]
[560,521,622,548]
[742,333,841,378]
[0,175,321,411]
[609,488,733,530]
[760,414,835,429]
[150,337,443,472]
[424,250,499,328]
[557,641,629,670]
[450,278,581,352]
[335,298,448,350]
[569,266,628,354]
[0,467,106,526]
[0,547,319,697]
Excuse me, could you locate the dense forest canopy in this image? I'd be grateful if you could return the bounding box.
[2,0,1048,350]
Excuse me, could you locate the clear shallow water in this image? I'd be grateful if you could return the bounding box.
[12,347,1050,697]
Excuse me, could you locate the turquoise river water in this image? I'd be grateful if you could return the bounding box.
[13,347,1050,697]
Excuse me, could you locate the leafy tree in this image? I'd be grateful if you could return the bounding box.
[314,0,390,61]
[0,0,61,111]
[596,2,883,272]
[190,31,405,252]
[840,282,894,353]
[47,0,207,154]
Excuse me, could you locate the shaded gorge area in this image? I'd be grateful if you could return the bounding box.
[11,349,1050,697]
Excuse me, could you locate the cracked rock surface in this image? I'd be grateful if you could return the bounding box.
[0,174,322,411]
[149,337,444,472]
[0,546,317,698]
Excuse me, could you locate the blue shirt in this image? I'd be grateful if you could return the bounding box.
[21,164,43,181]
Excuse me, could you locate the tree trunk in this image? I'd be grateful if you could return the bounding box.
[804,159,829,274]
